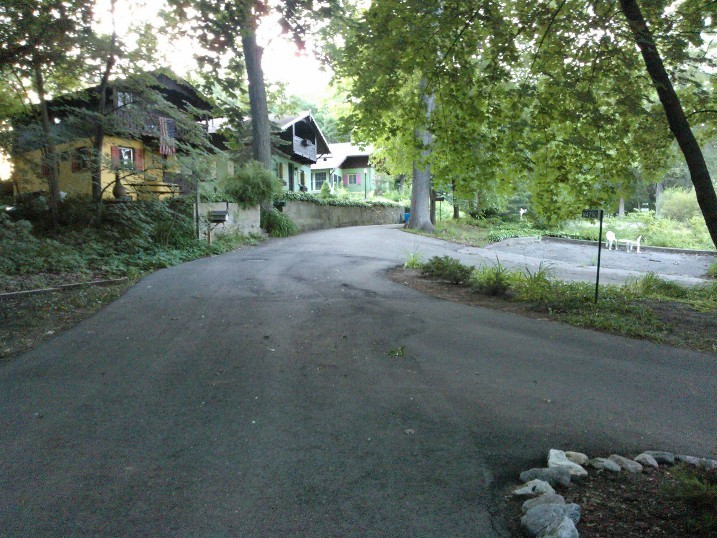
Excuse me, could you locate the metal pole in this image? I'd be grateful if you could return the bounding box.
[595,209,604,304]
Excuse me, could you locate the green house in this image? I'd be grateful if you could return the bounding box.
[310,143,375,196]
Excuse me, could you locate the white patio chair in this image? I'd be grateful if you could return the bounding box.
[605,231,617,250]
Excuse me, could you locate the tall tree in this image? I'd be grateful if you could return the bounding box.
[0,0,93,224]
[618,0,717,246]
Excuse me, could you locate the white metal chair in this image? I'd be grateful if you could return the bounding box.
[605,231,617,250]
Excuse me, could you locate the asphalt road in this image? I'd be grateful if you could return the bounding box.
[1,225,715,536]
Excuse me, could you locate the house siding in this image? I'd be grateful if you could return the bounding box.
[13,136,180,200]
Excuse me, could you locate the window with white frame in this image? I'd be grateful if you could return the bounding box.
[118,147,135,168]
[314,172,326,190]
[348,173,357,185]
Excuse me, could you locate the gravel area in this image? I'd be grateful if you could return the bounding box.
[457,237,716,286]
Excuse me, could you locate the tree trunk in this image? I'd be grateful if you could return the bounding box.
[242,29,272,213]
[242,30,271,170]
[619,0,717,248]
[33,64,59,226]
[429,189,436,224]
[397,174,405,195]
[407,84,435,232]
[618,197,625,217]
[452,179,459,219]
[93,5,116,204]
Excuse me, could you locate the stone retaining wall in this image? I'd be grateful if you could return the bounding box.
[196,202,260,240]
[282,200,403,232]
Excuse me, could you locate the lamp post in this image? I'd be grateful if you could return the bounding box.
[364,168,368,199]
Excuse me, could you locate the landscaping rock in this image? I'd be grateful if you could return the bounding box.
[521,494,566,514]
[513,479,555,497]
[565,451,589,465]
[634,453,659,469]
[541,516,579,538]
[675,455,701,466]
[609,454,643,473]
[548,449,588,478]
[520,467,572,488]
[643,450,675,465]
[699,458,717,470]
[589,457,621,472]
[520,503,580,537]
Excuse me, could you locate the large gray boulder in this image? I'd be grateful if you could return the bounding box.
[548,449,588,478]
[643,450,675,465]
[521,494,566,514]
[565,451,589,465]
[541,516,579,538]
[513,479,555,497]
[609,455,643,473]
[589,458,621,472]
[634,453,659,469]
[520,467,572,488]
[520,503,581,537]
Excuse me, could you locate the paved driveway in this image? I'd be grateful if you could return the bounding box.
[1,225,715,536]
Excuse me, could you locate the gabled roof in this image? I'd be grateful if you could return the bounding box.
[209,111,331,156]
[274,110,330,156]
[311,142,374,171]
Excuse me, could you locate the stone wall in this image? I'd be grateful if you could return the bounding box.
[197,202,260,240]
[282,200,403,232]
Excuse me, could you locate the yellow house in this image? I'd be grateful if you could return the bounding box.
[11,72,212,201]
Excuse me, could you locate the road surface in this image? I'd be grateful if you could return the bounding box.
[1,225,715,536]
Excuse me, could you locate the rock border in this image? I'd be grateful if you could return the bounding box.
[511,448,717,537]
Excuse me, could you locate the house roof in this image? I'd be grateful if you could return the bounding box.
[209,111,331,156]
[311,142,374,171]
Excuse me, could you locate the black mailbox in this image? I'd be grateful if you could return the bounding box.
[273,200,286,208]
[208,210,228,223]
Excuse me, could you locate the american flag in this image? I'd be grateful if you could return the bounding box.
[158,117,176,156]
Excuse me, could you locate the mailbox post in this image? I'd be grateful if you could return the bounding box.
[207,209,228,244]
[582,209,604,304]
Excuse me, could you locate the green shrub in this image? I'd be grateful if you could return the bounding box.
[223,161,283,208]
[625,272,689,299]
[261,208,298,237]
[470,260,517,296]
[658,188,701,222]
[280,190,401,208]
[319,181,332,198]
[513,263,555,302]
[669,465,717,534]
[420,256,473,284]
[708,262,717,279]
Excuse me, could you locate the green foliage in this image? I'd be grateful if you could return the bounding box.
[470,260,519,297]
[708,262,717,280]
[513,263,555,302]
[669,465,717,534]
[223,161,283,208]
[0,198,256,279]
[319,180,332,198]
[281,191,401,208]
[420,256,473,285]
[403,251,423,269]
[260,208,298,238]
[658,188,701,222]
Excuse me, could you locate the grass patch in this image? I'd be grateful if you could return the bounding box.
[410,256,717,353]
[669,465,717,535]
